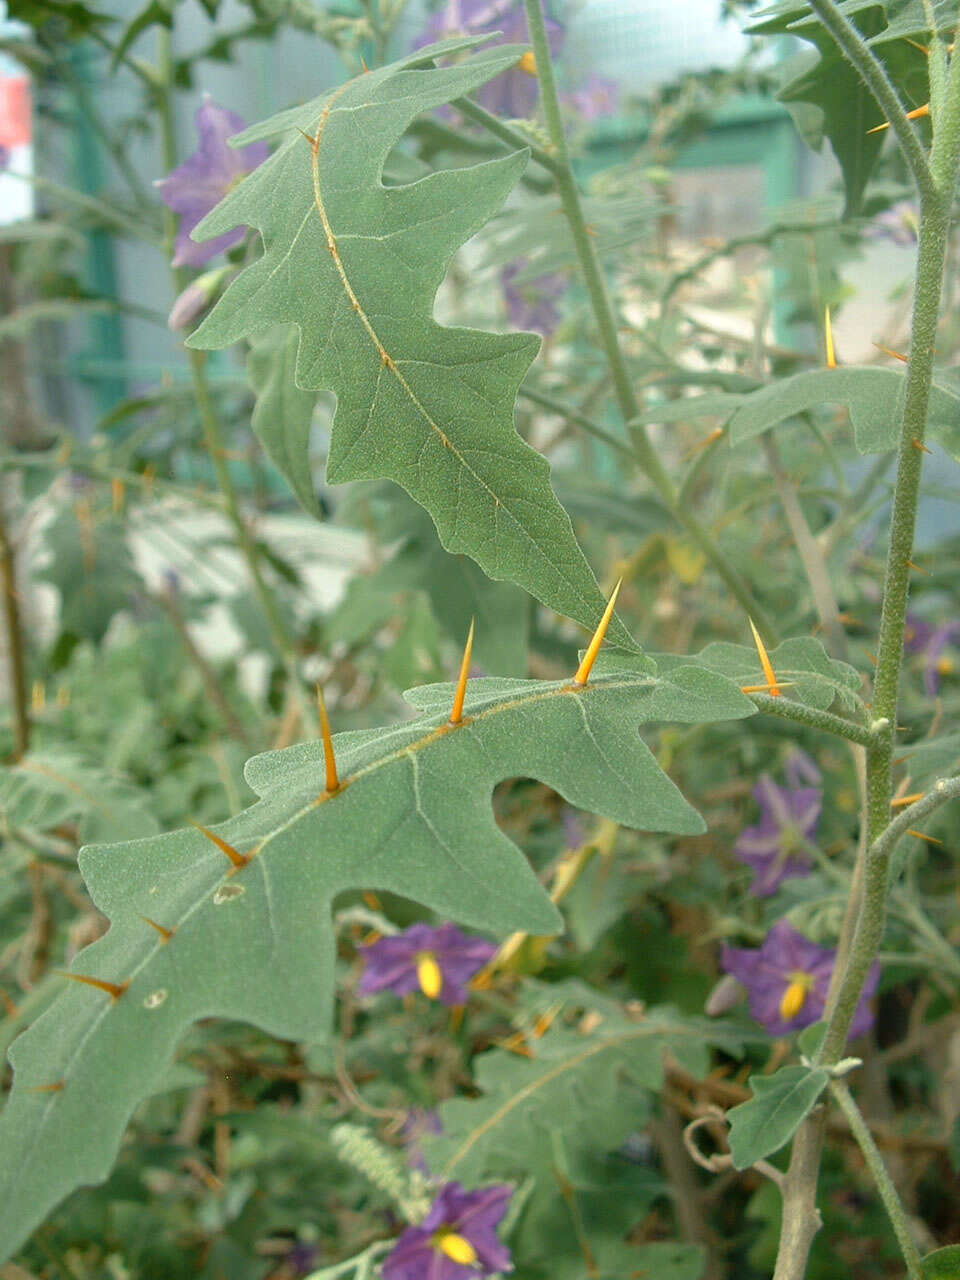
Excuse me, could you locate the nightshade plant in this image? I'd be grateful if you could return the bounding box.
[1,1,960,1279]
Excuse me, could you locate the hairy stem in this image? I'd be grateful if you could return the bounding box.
[520,0,779,643]
[748,694,875,746]
[0,493,28,760]
[807,0,934,199]
[829,1081,923,1279]
[774,11,960,1280]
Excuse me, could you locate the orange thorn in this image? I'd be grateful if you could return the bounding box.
[906,829,943,845]
[740,681,796,694]
[891,791,923,808]
[449,619,475,726]
[864,649,878,666]
[316,685,340,795]
[682,426,725,460]
[748,618,780,697]
[361,891,381,911]
[142,915,174,943]
[905,38,929,55]
[572,580,622,687]
[873,341,909,363]
[30,1080,65,1094]
[360,54,369,72]
[868,102,930,132]
[448,1005,465,1033]
[912,438,933,453]
[189,820,250,870]
[824,306,837,369]
[111,477,124,514]
[906,560,928,574]
[58,972,129,1001]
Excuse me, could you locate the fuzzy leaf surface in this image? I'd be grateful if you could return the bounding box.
[725,367,960,459]
[728,1065,831,1168]
[187,40,634,647]
[247,326,319,516]
[0,667,754,1259]
[0,751,160,845]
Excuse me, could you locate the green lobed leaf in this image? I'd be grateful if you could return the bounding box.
[727,1065,831,1169]
[725,367,960,459]
[610,637,864,715]
[746,3,929,215]
[0,751,160,845]
[248,326,319,516]
[0,666,755,1261]
[187,40,635,649]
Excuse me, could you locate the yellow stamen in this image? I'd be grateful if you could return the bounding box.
[190,819,250,870]
[937,656,954,676]
[779,974,811,1021]
[748,617,780,697]
[517,50,537,76]
[437,1233,478,1265]
[873,341,909,363]
[868,102,930,133]
[317,685,339,795]
[449,619,475,726]
[891,792,923,808]
[416,953,443,1000]
[824,306,837,368]
[572,579,622,687]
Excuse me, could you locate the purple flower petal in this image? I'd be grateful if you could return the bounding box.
[501,261,567,336]
[416,0,565,119]
[357,923,496,1005]
[383,1183,513,1280]
[564,73,619,121]
[156,98,268,268]
[721,919,877,1039]
[733,776,821,897]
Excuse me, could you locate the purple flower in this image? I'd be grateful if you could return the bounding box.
[357,923,496,1005]
[565,73,619,121]
[417,0,565,118]
[904,613,960,695]
[721,919,879,1039]
[867,200,918,247]
[402,1107,443,1173]
[382,1182,513,1280]
[156,98,268,268]
[501,261,567,336]
[733,775,821,897]
[0,145,10,173]
[784,749,821,790]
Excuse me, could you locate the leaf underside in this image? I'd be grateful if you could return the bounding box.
[0,665,755,1261]
[187,38,636,649]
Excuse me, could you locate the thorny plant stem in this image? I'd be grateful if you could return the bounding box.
[748,694,876,747]
[155,28,313,733]
[774,8,960,1278]
[520,0,780,645]
[0,493,29,760]
[829,1081,923,1279]
[807,0,934,199]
